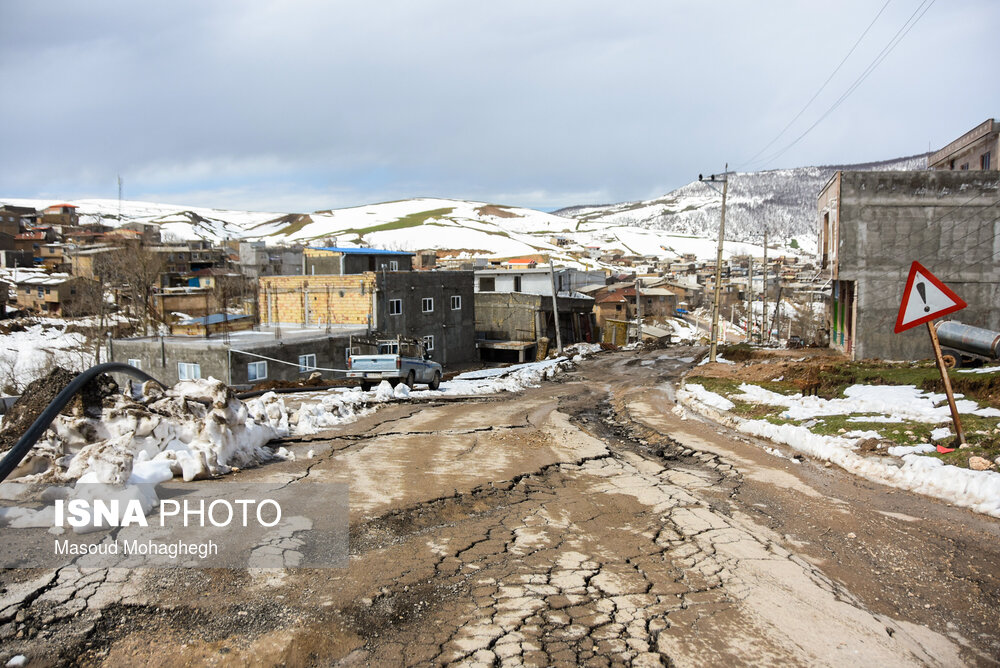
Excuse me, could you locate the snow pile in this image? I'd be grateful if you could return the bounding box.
[733,383,1000,421]
[431,357,572,396]
[677,382,1000,518]
[7,378,278,486]
[684,384,735,411]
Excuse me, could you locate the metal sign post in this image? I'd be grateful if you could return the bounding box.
[894,261,969,450]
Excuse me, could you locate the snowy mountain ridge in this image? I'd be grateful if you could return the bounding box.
[2,153,929,262]
[554,154,930,243]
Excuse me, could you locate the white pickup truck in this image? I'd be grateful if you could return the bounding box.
[346,337,443,392]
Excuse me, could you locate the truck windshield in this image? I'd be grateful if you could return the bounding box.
[378,343,399,354]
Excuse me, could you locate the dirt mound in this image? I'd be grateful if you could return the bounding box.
[249,376,352,392]
[0,367,119,454]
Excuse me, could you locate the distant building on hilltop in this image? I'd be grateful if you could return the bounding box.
[929,119,998,171]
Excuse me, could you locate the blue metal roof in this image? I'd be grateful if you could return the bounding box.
[179,313,254,326]
[310,246,414,256]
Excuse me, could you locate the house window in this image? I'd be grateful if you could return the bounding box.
[389,299,402,315]
[422,297,434,313]
[513,276,522,292]
[982,152,992,170]
[37,289,44,298]
[451,295,462,310]
[479,277,495,292]
[127,359,142,370]
[961,162,970,170]
[389,260,399,271]
[423,335,434,351]
[177,362,201,381]
[298,354,317,373]
[247,361,267,382]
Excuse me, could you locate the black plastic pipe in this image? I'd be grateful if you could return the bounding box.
[0,363,165,482]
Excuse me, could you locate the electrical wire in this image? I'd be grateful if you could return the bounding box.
[747,0,937,170]
[741,0,893,167]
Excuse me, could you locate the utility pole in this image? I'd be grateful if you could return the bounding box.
[746,257,753,341]
[117,175,123,222]
[700,164,729,362]
[548,259,563,354]
[761,229,768,344]
[636,277,643,344]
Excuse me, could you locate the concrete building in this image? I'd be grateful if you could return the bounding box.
[474,267,605,295]
[303,247,413,275]
[929,119,998,172]
[13,273,98,316]
[237,241,304,278]
[40,204,79,227]
[68,246,118,280]
[110,326,366,387]
[475,292,596,362]
[258,270,476,366]
[0,205,32,237]
[817,170,1000,360]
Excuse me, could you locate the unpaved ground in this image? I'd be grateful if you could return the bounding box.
[2,347,999,666]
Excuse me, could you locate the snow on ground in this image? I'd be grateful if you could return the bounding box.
[677,382,1000,518]
[733,383,1000,421]
[0,319,96,393]
[0,348,603,526]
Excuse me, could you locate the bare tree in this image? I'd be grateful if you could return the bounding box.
[102,241,164,335]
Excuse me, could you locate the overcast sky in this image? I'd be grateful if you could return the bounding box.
[2,0,998,213]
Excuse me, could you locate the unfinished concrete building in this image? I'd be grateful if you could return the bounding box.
[929,119,999,172]
[817,170,1000,361]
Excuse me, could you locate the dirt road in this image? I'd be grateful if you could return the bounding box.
[3,347,999,666]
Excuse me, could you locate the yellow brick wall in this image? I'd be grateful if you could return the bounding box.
[258,273,376,325]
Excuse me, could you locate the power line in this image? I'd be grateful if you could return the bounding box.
[741,0,893,167]
[748,0,937,170]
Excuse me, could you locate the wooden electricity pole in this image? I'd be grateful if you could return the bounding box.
[761,229,768,344]
[708,165,729,362]
[746,257,753,341]
[548,259,563,354]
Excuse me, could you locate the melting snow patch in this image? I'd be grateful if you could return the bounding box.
[679,384,735,411]
[678,386,1000,519]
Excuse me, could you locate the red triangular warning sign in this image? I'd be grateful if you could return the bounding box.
[894,261,967,333]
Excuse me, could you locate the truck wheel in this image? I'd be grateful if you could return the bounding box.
[360,381,372,392]
[428,371,441,391]
[940,348,962,369]
[405,370,416,389]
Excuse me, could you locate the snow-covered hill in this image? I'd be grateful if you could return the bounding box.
[555,154,929,246]
[1,153,929,263]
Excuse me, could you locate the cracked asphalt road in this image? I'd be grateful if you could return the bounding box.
[3,346,999,666]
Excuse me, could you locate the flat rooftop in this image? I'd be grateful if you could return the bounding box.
[114,324,369,349]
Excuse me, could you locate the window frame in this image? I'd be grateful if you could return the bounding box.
[450,295,462,310]
[247,360,268,382]
[298,353,317,373]
[423,335,434,351]
[422,297,434,313]
[177,362,202,381]
[389,298,402,315]
[127,358,142,370]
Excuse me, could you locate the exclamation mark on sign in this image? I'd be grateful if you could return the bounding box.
[916,282,930,312]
